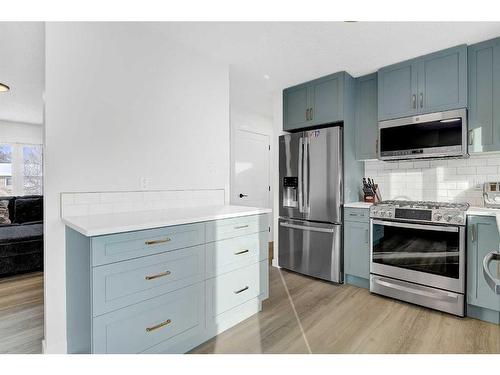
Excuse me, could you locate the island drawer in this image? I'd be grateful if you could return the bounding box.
[205,214,268,242]
[205,232,268,278]
[92,245,205,316]
[91,222,205,266]
[92,282,205,354]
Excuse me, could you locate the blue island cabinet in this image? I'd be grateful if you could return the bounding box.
[466,216,500,324]
[65,214,270,354]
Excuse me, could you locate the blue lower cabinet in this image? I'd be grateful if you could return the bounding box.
[467,216,500,324]
[66,214,270,354]
[344,209,370,288]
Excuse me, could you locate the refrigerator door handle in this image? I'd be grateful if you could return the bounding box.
[304,136,310,213]
[279,221,335,233]
[298,137,304,213]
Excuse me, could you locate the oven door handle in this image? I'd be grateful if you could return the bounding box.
[371,219,459,233]
[371,276,460,302]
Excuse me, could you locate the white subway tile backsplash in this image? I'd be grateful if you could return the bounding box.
[365,154,500,206]
[61,189,226,218]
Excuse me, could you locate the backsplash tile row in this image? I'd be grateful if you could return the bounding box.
[61,189,226,218]
[364,154,500,206]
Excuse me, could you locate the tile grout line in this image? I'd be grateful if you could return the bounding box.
[278,269,312,354]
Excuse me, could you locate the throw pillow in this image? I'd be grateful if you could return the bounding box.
[0,200,11,224]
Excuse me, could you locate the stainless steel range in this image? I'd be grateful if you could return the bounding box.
[369,200,469,316]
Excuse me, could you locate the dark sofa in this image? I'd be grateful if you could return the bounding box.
[0,195,43,278]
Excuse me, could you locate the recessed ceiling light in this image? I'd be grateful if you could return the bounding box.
[0,83,9,92]
[263,74,270,80]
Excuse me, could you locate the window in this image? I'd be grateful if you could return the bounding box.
[0,143,42,196]
[23,145,43,195]
[0,145,13,196]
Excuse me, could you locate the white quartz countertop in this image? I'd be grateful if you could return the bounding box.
[344,202,373,209]
[62,205,272,237]
[467,207,500,217]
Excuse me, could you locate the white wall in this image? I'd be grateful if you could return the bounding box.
[44,23,230,353]
[0,120,42,145]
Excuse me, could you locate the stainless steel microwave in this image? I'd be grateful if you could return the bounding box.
[378,108,468,161]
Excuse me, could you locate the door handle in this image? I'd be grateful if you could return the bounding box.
[483,251,500,294]
[280,221,335,233]
[412,94,416,109]
[419,93,424,108]
[234,286,249,294]
[234,249,250,255]
[310,108,313,121]
[306,108,310,121]
[471,223,476,243]
[365,229,369,244]
[239,193,248,198]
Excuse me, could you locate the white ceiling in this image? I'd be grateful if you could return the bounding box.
[154,22,500,91]
[0,22,44,125]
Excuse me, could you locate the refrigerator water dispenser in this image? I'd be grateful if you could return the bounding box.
[282,177,298,208]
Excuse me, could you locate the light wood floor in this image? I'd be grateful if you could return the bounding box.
[0,272,43,354]
[0,268,498,354]
[192,267,500,354]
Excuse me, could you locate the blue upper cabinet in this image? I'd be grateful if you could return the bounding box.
[378,60,419,120]
[468,37,500,153]
[378,45,467,121]
[355,73,378,160]
[309,73,343,126]
[417,45,467,114]
[283,83,310,131]
[283,72,345,131]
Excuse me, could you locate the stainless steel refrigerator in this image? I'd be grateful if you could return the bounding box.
[278,126,343,283]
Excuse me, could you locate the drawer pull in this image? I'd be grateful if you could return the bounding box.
[145,238,171,245]
[234,286,249,294]
[234,225,249,230]
[145,270,171,280]
[234,249,250,255]
[145,318,172,333]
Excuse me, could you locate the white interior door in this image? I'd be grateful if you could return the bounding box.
[232,129,270,208]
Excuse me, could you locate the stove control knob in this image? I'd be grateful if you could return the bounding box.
[387,211,393,218]
[444,214,452,222]
[380,211,386,217]
[455,216,463,224]
[434,213,442,221]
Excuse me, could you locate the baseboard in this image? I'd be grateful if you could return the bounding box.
[345,274,370,289]
[467,304,500,325]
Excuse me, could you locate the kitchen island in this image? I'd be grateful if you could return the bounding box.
[63,205,271,354]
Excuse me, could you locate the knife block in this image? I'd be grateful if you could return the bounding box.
[364,184,381,203]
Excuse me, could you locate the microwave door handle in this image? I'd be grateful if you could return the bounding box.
[298,137,304,213]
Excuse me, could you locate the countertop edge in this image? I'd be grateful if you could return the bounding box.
[62,207,272,237]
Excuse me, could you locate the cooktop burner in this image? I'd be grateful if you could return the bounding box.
[370,200,469,225]
[377,200,470,211]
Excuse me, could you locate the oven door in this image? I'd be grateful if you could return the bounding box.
[370,219,465,293]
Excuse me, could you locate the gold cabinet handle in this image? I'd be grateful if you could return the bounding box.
[234,225,249,230]
[234,249,249,255]
[146,319,172,332]
[145,270,171,280]
[145,238,171,245]
[234,286,249,294]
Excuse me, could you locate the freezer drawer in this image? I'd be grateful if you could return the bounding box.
[278,218,342,283]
